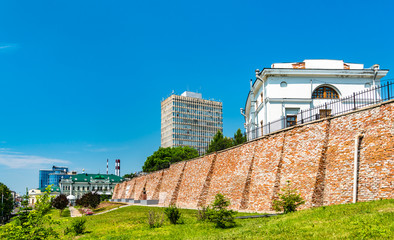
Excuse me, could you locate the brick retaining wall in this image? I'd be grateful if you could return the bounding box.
[114,101,394,211]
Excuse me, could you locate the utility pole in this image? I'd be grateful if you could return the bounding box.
[1,192,4,224]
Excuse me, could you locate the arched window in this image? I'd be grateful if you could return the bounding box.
[312,86,339,99]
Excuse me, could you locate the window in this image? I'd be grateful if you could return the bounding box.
[286,115,297,127]
[312,86,339,99]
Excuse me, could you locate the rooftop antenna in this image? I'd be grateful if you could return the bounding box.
[106,159,108,175]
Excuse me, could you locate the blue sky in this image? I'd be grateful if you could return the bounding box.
[1,0,393,194]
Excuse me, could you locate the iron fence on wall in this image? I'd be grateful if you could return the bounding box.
[246,81,393,141]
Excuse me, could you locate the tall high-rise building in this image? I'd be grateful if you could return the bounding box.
[161,91,223,155]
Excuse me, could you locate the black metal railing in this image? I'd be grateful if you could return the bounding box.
[246,81,393,141]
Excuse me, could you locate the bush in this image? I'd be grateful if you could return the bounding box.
[207,193,236,228]
[147,211,164,228]
[273,180,305,214]
[196,206,209,221]
[71,217,86,235]
[164,205,182,224]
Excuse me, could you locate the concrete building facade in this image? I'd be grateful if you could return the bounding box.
[243,59,389,139]
[161,91,223,155]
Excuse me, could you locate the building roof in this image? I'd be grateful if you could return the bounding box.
[68,173,123,183]
[37,186,61,192]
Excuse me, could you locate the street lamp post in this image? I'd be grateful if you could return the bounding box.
[1,192,4,224]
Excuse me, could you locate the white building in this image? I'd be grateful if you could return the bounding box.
[242,59,389,139]
[59,173,123,199]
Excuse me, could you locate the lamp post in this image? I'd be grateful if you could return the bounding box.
[1,192,4,224]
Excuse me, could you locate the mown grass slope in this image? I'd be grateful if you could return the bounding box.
[69,199,393,240]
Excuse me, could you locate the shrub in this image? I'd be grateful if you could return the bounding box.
[71,217,87,235]
[0,210,60,239]
[147,211,164,228]
[207,193,236,228]
[52,194,69,216]
[273,180,305,214]
[196,206,209,221]
[164,205,182,224]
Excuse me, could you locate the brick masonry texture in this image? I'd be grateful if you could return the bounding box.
[114,101,394,211]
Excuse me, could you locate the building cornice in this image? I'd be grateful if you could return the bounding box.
[260,68,389,79]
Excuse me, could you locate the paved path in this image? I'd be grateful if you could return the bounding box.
[94,203,132,215]
[69,206,83,217]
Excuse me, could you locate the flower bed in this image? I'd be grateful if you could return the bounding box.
[79,208,94,215]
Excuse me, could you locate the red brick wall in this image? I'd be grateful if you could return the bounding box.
[113,101,393,211]
[205,143,256,210]
[176,154,216,209]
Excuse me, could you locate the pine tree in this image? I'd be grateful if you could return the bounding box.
[233,128,247,146]
[206,130,233,154]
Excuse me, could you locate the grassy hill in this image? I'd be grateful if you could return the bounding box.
[58,199,393,239]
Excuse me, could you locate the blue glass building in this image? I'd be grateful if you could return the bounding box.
[39,166,70,188]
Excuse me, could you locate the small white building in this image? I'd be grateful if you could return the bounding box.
[242,59,389,139]
[28,186,60,207]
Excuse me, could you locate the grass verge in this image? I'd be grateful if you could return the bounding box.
[57,199,393,239]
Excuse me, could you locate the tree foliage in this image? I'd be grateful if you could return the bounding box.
[52,194,69,215]
[273,180,305,214]
[122,172,137,179]
[164,205,182,224]
[206,193,236,228]
[0,185,60,239]
[0,182,14,223]
[142,146,199,172]
[206,130,233,154]
[233,128,247,146]
[35,185,54,215]
[76,192,101,209]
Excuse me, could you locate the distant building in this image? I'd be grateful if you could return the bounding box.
[243,59,389,139]
[39,165,76,188]
[161,91,223,155]
[28,186,61,207]
[59,173,123,199]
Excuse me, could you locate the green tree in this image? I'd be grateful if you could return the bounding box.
[0,186,61,239]
[273,180,305,214]
[142,146,199,172]
[122,172,137,179]
[233,128,247,146]
[206,193,236,228]
[206,130,233,154]
[35,185,54,215]
[0,182,14,224]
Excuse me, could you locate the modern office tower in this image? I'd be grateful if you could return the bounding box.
[161,91,223,155]
[39,166,74,188]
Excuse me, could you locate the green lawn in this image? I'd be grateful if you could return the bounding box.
[54,199,394,240]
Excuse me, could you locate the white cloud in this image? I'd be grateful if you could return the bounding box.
[0,43,18,51]
[0,149,69,169]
